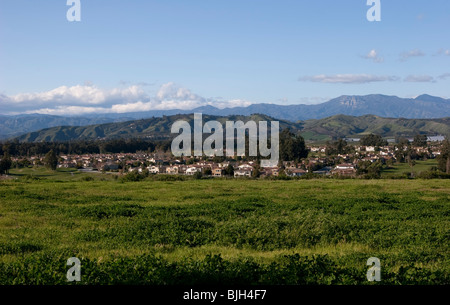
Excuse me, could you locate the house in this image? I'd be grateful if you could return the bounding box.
[287,168,307,177]
[212,167,223,177]
[166,166,179,175]
[148,165,164,174]
[332,164,356,176]
[234,169,252,177]
[103,162,119,171]
[427,135,445,142]
[313,166,332,175]
[186,166,202,175]
[238,164,253,171]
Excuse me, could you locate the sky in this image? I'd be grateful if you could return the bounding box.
[0,0,449,115]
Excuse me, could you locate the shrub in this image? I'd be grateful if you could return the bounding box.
[121,171,146,182]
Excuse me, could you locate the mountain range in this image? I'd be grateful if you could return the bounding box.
[1,94,449,140]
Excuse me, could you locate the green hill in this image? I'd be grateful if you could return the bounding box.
[13,114,449,143]
[300,115,450,141]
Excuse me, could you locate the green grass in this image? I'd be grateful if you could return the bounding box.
[381,159,438,178]
[0,171,449,284]
[7,167,117,182]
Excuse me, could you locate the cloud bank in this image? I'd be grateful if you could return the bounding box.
[0,83,252,115]
[298,74,399,84]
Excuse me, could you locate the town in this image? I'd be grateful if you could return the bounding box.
[1,134,447,179]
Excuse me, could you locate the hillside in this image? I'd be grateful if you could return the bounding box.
[0,114,134,140]
[13,114,449,143]
[14,114,303,142]
[300,115,450,141]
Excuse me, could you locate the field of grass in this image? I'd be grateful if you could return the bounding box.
[0,169,449,284]
[6,167,118,181]
[381,159,439,178]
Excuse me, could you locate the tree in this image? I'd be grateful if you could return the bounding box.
[406,155,416,176]
[0,153,12,175]
[202,168,212,176]
[437,139,450,173]
[356,160,382,178]
[279,128,309,161]
[412,134,427,147]
[44,150,58,170]
[224,164,234,177]
[396,137,410,147]
[361,134,388,147]
[252,165,261,178]
[325,138,351,156]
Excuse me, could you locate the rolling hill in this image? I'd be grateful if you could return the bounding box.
[13,114,449,143]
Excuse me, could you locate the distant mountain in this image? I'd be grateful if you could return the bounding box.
[0,114,135,140]
[1,94,449,139]
[13,114,449,143]
[202,94,450,121]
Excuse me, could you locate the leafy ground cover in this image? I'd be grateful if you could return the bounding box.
[0,172,448,284]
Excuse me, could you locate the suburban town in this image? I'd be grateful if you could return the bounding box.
[5,136,445,179]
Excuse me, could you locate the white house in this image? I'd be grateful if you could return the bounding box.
[186,166,202,175]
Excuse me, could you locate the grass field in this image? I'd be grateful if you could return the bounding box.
[0,169,449,284]
[381,159,439,178]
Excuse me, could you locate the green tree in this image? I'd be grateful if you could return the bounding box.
[357,160,382,178]
[193,171,203,180]
[325,138,351,156]
[252,165,261,178]
[361,134,388,147]
[0,152,12,175]
[279,128,309,161]
[412,134,427,147]
[396,137,410,147]
[44,150,58,170]
[224,164,234,177]
[437,139,450,173]
[202,168,212,176]
[406,155,416,177]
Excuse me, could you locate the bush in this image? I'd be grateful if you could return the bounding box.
[21,175,41,181]
[1,252,446,285]
[121,171,146,182]
[417,170,450,179]
[193,171,203,180]
[154,175,186,181]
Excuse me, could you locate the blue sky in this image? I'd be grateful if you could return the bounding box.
[0,0,449,115]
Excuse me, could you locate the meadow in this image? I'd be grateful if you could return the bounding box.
[0,170,448,284]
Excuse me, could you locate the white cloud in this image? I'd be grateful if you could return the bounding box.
[364,49,384,63]
[404,75,435,83]
[8,84,146,107]
[399,49,425,61]
[438,73,450,80]
[0,82,254,115]
[435,49,450,56]
[299,74,399,84]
